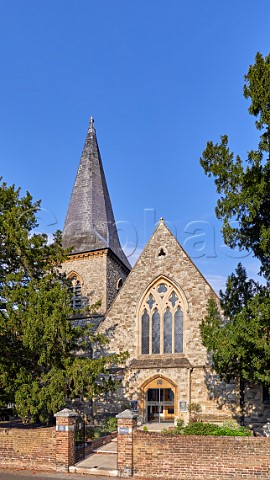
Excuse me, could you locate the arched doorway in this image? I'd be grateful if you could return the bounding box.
[140,376,177,423]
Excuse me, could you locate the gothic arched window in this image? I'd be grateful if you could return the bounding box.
[140,279,184,355]
[68,273,83,310]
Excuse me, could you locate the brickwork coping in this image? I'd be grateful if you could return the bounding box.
[54,408,79,472]
[116,410,137,477]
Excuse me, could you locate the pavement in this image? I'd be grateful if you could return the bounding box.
[0,424,173,480]
[0,470,156,480]
[69,440,117,476]
[69,423,174,476]
[0,470,115,480]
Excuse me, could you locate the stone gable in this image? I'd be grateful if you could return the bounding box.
[98,219,217,364]
[96,220,270,425]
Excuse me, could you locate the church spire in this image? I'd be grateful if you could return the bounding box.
[89,116,95,132]
[62,118,130,269]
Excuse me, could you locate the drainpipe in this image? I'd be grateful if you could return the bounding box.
[188,367,193,422]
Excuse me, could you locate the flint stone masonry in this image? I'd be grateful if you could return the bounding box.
[106,250,129,309]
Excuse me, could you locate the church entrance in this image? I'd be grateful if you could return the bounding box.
[146,387,174,422]
[140,375,177,423]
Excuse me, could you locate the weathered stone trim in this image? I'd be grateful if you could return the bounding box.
[64,249,107,262]
[129,356,191,369]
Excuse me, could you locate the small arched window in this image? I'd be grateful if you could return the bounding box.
[140,279,184,355]
[68,273,83,310]
[117,278,123,291]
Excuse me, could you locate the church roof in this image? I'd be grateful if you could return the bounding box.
[62,118,131,270]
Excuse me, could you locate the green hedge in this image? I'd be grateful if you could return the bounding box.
[161,422,252,436]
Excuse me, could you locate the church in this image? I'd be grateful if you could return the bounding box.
[61,117,270,427]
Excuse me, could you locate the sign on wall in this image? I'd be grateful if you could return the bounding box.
[118,427,131,435]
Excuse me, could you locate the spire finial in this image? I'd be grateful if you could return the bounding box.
[89,116,95,133]
[159,217,164,223]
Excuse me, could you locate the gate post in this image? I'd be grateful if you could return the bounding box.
[116,409,137,477]
[54,408,78,472]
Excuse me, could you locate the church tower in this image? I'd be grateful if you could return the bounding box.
[62,118,130,317]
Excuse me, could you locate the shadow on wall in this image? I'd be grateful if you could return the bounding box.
[203,368,270,427]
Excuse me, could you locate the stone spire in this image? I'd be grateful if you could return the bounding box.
[62,118,130,269]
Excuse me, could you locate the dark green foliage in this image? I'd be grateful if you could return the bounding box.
[220,263,261,318]
[200,289,270,421]
[200,52,270,281]
[200,52,270,422]
[85,417,118,440]
[203,294,269,383]
[161,422,251,436]
[0,179,127,423]
[181,422,251,436]
[103,416,118,432]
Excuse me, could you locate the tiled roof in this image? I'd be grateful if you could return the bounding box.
[62,118,130,269]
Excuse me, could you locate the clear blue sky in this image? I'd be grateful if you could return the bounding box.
[0,0,269,292]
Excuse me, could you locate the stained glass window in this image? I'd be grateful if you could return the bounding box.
[140,279,184,355]
[164,307,172,353]
[142,309,150,354]
[146,293,155,310]
[174,306,183,352]
[152,308,160,354]
[157,284,167,294]
[169,291,178,307]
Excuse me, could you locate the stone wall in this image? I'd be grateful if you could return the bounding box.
[62,248,130,315]
[97,221,270,426]
[62,250,107,314]
[98,221,235,421]
[133,430,270,480]
[0,426,56,470]
[106,250,129,309]
[100,221,217,361]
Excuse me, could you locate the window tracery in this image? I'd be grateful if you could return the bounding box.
[140,279,184,355]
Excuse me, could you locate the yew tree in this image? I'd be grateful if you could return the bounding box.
[200,52,270,415]
[201,52,270,281]
[0,179,126,423]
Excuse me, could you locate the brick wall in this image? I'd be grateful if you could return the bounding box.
[0,426,56,471]
[133,430,270,480]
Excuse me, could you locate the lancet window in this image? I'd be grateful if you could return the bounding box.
[141,279,184,355]
[68,273,83,310]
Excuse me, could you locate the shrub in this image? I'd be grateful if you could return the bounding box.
[103,416,118,432]
[161,421,252,436]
